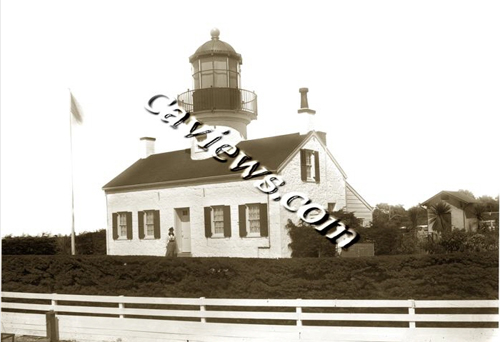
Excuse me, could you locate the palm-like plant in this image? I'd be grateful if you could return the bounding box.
[428,201,452,233]
[472,203,486,232]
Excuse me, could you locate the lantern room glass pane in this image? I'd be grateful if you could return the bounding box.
[214,71,227,87]
[193,73,200,89]
[229,71,238,88]
[201,71,213,87]
[229,59,237,72]
[214,57,227,70]
[201,58,213,71]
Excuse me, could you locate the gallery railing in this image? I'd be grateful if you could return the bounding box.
[177,88,257,115]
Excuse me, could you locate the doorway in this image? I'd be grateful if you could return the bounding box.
[175,208,191,253]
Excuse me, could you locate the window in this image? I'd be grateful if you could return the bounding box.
[213,206,225,236]
[239,203,268,237]
[145,211,154,236]
[306,152,314,179]
[204,206,231,238]
[118,213,127,237]
[300,149,320,183]
[248,204,261,234]
[138,210,160,239]
[112,212,132,240]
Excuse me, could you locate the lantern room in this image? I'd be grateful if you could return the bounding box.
[190,28,241,89]
[178,28,257,139]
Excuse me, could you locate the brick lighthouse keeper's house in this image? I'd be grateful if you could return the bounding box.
[102,29,373,258]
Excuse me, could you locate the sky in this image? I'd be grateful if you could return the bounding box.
[1,0,499,237]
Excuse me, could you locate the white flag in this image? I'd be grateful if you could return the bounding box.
[70,91,83,124]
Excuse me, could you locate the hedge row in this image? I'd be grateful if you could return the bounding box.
[2,252,497,300]
[2,230,106,255]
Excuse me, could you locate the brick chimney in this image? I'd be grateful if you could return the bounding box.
[140,137,156,158]
[298,88,316,134]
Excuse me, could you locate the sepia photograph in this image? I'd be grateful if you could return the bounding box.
[1,0,499,341]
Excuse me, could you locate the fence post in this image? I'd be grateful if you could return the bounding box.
[200,297,206,323]
[408,299,416,328]
[119,295,125,318]
[46,293,59,341]
[46,310,58,342]
[296,299,302,327]
[51,293,57,312]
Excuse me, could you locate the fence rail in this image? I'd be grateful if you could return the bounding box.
[1,292,498,342]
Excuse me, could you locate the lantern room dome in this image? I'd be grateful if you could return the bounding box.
[189,28,242,63]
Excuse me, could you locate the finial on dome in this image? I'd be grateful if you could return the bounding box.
[210,28,220,40]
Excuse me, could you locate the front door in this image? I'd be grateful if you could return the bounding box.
[176,208,191,253]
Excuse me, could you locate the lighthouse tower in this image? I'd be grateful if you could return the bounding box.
[178,28,258,143]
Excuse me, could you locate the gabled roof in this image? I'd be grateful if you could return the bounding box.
[103,132,308,190]
[421,190,478,206]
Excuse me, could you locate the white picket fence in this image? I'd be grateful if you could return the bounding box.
[1,291,498,342]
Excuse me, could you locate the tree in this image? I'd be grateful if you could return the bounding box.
[372,203,410,229]
[476,195,499,212]
[472,203,486,227]
[428,201,452,233]
[407,205,427,229]
[458,189,476,199]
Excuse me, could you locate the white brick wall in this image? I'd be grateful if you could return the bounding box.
[277,135,347,257]
[106,134,347,258]
[106,180,284,257]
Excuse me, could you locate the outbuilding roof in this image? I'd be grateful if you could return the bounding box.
[103,132,308,190]
[421,190,478,206]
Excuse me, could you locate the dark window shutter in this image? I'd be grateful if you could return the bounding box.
[153,210,160,239]
[300,149,307,181]
[239,205,247,237]
[138,211,145,239]
[126,212,133,240]
[204,207,212,238]
[112,213,118,240]
[314,151,320,183]
[223,206,231,237]
[260,203,268,237]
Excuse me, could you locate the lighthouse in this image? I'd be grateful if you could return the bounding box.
[178,28,258,144]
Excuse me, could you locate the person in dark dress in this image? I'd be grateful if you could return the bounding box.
[166,227,178,257]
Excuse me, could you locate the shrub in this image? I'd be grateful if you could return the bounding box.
[2,252,497,300]
[286,210,363,258]
[2,235,58,255]
[420,229,499,254]
[439,230,468,253]
[2,230,106,255]
[356,226,403,255]
[286,220,337,257]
